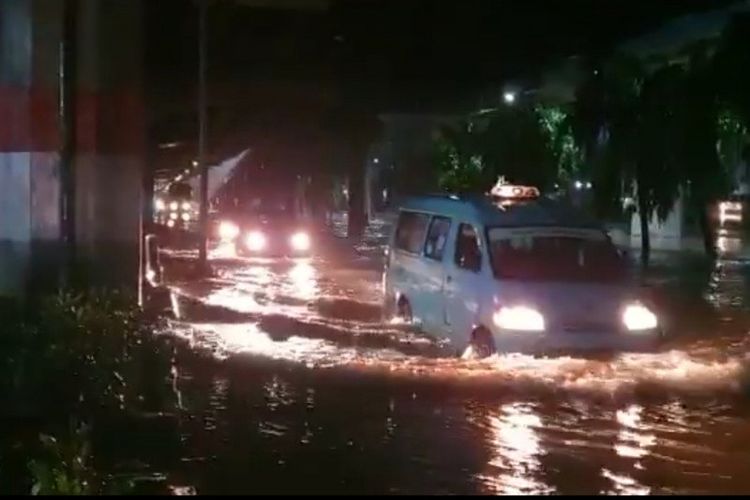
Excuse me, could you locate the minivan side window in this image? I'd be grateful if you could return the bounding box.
[454,223,482,272]
[423,216,452,261]
[395,211,430,254]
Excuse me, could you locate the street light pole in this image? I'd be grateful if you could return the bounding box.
[60,0,78,286]
[198,0,209,268]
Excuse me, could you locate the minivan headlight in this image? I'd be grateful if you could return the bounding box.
[493,306,545,332]
[622,303,658,331]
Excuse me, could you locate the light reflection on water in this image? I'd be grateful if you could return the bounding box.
[480,402,552,495]
[288,261,318,302]
[167,250,750,392]
[170,317,748,396]
[606,404,654,495]
[162,242,750,494]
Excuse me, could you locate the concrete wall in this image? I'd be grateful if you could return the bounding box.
[0,0,145,296]
[0,0,63,295]
[73,0,144,286]
[630,196,685,251]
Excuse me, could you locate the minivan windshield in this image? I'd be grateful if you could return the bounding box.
[242,196,296,218]
[487,228,627,283]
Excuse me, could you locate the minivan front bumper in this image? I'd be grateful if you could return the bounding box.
[492,327,662,354]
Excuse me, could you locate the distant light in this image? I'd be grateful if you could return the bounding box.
[503,92,516,104]
[289,231,311,252]
[373,157,380,164]
[192,160,199,167]
[184,169,190,175]
[575,180,583,190]
[158,141,181,150]
[219,221,240,241]
[586,182,592,189]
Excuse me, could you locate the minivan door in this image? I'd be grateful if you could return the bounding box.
[444,223,484,342]
[419,215,453,332]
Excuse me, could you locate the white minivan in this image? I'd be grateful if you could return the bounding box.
[382,186,662,358]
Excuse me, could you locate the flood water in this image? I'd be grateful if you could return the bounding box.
[157,225,750,495]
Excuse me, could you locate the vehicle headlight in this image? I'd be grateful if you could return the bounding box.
[290,231,311,251]
[218,221,240,240]
[169,201,179,211]
[720,201,742,212]
[493,306,545,332]
[245,231,267,251]
[622,303,658,331]
[169,212,179,220]
[181,201,192,211]
[155,198,166,211]
[181,212,191,222]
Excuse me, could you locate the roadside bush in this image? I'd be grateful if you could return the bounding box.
[0,290,177,494]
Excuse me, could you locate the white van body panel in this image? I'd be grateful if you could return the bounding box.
[383,194,661,355]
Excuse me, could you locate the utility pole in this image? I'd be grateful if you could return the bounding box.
[197,0,209,268]
[60,0,78,286]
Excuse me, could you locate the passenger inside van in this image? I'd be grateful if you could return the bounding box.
[455,224,482,272]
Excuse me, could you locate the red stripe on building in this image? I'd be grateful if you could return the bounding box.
[0,86,59,152]
[0,85,143,154]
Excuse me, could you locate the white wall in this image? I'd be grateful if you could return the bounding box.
[630,196,684,251]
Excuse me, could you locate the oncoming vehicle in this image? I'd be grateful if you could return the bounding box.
[383,182,662,358]
[155,182,196,230]
[717,193,748,228]
[215,196,312,257]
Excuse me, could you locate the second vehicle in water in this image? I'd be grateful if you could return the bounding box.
[215,196,313,257]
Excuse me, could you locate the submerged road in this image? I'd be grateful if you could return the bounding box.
[157,220,750,494]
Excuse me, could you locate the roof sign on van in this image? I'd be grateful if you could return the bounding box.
[489,177,540,201]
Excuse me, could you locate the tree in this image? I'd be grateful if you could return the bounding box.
[571,56,684,266]
[571,62,607,175]
[434,105,559,194]
[434,121,487,193]
[677,46,729,258]
[570,63,622,220]
[324,107,382,240]
[536,105,584,186]
[479,105,558,189]
[716,107,747,171]
[714,13,750,130]
[636,64,685,261]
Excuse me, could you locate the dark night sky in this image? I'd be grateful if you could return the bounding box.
[145,0,737,169]
[147,1,734,89]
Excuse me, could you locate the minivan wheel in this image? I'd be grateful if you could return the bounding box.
[396,298,413,324]
[466,327,496,359]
